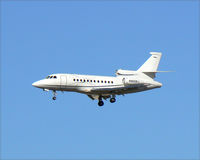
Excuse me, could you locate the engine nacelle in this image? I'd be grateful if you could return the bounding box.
[115,69,137,76]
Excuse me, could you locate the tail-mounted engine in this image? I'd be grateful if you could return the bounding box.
[115,69,137,76]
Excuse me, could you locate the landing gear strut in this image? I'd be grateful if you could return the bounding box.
[98,96,104,106]
[52,90,57,100]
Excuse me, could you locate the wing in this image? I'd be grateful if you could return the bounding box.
[87,94,99,100]
[87,85,145,100]
[90,86,132,95]
[86,87,127,100]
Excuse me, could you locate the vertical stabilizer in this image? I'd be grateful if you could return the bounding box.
[137,52,162,78]
[138,52,162,72]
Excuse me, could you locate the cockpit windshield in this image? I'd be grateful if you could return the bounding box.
[46,75,57,79]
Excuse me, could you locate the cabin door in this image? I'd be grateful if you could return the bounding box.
[60,76,67,88]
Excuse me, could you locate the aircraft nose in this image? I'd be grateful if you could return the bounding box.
[32,81,40,87]
[32,79,49,88]
[32,80,45,88]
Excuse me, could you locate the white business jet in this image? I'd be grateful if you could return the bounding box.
[32,52,164,106]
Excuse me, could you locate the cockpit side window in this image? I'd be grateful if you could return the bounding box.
[46,76,50,79]
[50,76,53,79]
[54,76,57,79]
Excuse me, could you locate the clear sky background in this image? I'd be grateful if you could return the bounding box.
[1,1,199,159]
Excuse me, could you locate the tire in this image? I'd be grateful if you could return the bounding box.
[98,101,104,106]
[110,98,116,103]
[52,97,56,100]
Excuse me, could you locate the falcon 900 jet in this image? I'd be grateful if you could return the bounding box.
[32,52,165,106]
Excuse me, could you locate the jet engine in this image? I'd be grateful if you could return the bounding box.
[115,69,137,76]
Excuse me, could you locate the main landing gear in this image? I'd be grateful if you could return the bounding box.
[98,100,104,106]
[110,97,116,103]
[110,95,116,103]
[98,96,104,106]
[52,90,57,100]
[98,95,116,106]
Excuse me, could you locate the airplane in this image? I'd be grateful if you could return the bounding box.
[32,52,165,106]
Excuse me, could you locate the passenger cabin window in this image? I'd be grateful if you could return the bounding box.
[97,80,100,83]
[111,81,113,84]
[101,80,103,83]
[77,79,79,82]
[108,81,110,83]
[90,80,92,82]
[73,79,75,81]
[87,80,89,82]
[105,81,107,83]
[84,80,86,82]
[94,80,96,83]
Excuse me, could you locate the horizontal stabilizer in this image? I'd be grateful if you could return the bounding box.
[143,71,174,73]
[142,71,173,79]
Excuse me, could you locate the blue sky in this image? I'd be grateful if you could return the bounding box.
[1,1,199,159]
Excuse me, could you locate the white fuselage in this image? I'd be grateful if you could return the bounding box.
[32,52,164,106]
[32,73,162,96]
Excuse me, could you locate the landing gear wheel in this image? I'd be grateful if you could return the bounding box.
[52,96,56,100]
[52,90,57,100]
[98,100,104,106]
[110,98,116,103]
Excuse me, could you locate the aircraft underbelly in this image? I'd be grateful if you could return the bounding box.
[90,85,157,95]
[58,84,158,95]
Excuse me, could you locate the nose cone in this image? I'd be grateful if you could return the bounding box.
[32,80,45,88]
[32,81,40,88]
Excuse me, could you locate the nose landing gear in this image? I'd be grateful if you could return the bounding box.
[52,90,57,100]
[52,96,56,100]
